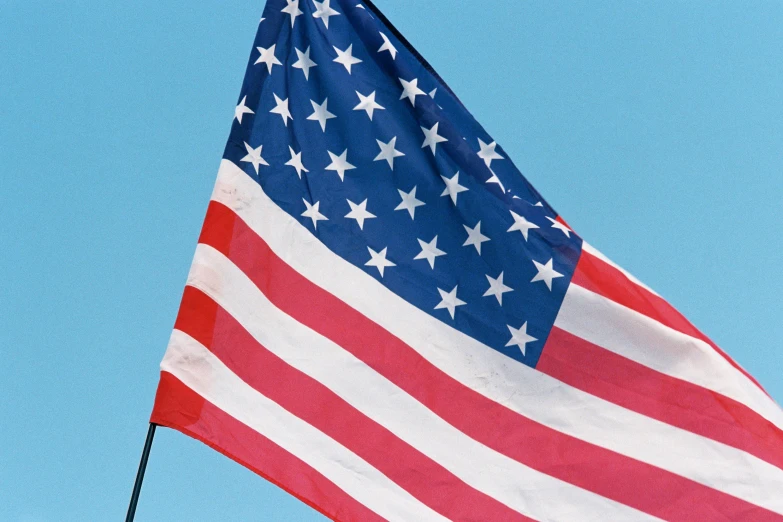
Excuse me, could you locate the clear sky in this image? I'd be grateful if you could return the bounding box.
[1,1,781,520]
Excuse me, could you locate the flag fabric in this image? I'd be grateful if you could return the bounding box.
[150,1,783,519]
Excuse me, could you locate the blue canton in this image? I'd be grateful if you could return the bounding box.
[222,0,582,368]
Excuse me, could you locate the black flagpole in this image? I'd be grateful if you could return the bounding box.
[125,423,157,522]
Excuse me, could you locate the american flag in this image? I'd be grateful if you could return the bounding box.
[150,0,783,519]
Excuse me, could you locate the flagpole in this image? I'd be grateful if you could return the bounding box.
[125,423,157,522]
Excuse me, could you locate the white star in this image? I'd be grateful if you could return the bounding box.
[374,136,405,170]
[534,201,544,207]
[333,44,362,73]
[325,149,355,181]
[255,44,282,74]
[356,2,373,17]
[234,96,254,124]
[292,46,317,80]
[240,142,268,174]
[486,168,506,192]
[506,322,537,355]
[281,0,303,27]
[462,221,490,254]
[440,172,468,205]
[546,216,572,237]
[301,199,328,229]
[421,122,448,154]
[507,210,539,240]
[531,258,564,290]
[378,32,397,59]
[353,90,384,120]
[365,246,395,277]
[484,272,513,305]
[395,187,425,219]
[259,17,266,23]
[434,285,466,319]
[399,77,426,106]
[414,236,446,269]
[313,0,340,28]
[345,199,376,230]
[477,138,503,167]
[429,88,437,99]
[285,146,309,178]
[269,94,292,126]
[307,98,336,131]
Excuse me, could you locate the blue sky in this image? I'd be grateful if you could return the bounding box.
[1,1,781,520]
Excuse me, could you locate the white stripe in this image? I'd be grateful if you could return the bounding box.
[211,159,783,513]
[557,283,783,432]
[161,330,448,522]
[581,241,770,408]
[581,242,659,296]
[187,243,654,521]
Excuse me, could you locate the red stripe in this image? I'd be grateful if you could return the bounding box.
[197,200,779,521]
[573,248,769,395]
[151,372,384,522]
[572,247,783,463]
[538,327,783,470]
[175,286,525,522]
